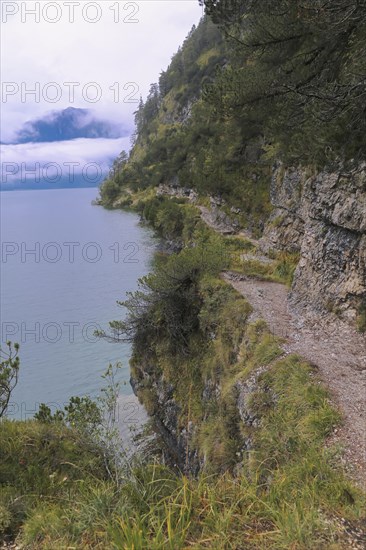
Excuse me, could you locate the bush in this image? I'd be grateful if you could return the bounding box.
[99,179,121,206]
[356,302,366,333]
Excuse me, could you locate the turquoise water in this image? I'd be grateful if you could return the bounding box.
[0,188,156,419]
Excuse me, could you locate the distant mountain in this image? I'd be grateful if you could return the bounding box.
[6,108,127,144]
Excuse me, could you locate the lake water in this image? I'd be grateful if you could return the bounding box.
[0,187,156,421]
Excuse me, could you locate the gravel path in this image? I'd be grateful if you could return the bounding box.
[223,272,366,487]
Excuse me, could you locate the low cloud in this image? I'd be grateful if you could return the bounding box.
[1,1,203,143]
[1,137,131,189]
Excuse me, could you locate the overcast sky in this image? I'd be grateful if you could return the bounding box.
[0,1,203,185]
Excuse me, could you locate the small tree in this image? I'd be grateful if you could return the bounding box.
[110,150,129,180]
[0,342,20,418]
[35,363,127,486]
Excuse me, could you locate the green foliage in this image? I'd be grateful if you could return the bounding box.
[1,327,364,548]
[99,178,122,207]
[242,320,283,370]
[138,195,201,242]
[98,16,273,232]
[252,355,341,469]
[35,396,103,435]
[158,19,224,103]
[103,233,229,355]
[271,251,300,286]
[3,351,364,549]
[34,403,65,423]
[233,250,300,287]
[356,300,366,332]
[0,419,106,537]
[0,342,20,418]
[101,4,365,232]
[203,0,366,163]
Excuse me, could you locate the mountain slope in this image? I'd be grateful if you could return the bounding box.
[100,11,365,321]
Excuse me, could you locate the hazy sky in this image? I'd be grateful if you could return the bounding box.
[0,1,203,185]
[1,0,203,140]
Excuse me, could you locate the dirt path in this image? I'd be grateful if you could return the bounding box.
[200,201,366,484]
[223,272,366,487]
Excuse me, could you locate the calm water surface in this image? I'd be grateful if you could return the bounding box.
[0,187,156,419]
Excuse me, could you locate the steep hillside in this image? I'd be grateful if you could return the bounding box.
[100,16,273,232]
[100,9,366,321]
[2,5,365,549]
[97,1,366,480]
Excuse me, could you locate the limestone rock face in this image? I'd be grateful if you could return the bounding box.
[260,166,305,253]
[131,364,202,475]
[261,163,366,320]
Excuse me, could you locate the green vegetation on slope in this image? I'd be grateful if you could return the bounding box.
[99,16,273,232]
[204,0,366,164]
[1,353,365,548]
[100,2,365,232]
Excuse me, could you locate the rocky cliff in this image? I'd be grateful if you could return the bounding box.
[260,162,366,322]
[127,162,365,475]
[155,161,366,323]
